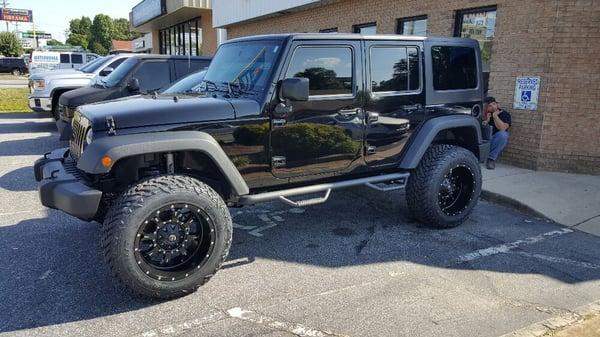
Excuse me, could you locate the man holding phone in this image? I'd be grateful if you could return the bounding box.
[483,96,511,169]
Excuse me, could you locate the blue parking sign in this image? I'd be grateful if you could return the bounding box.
[521,91,532,102]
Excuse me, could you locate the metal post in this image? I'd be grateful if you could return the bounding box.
[2,0,9,32]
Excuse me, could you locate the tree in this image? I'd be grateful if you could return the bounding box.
[66,34,88,49]
[89,14,114,54]
[0,32,23,57]
[46,39,64,46]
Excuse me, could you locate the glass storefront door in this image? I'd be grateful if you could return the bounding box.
[159,18,202,55]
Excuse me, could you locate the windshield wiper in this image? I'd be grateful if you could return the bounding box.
[200,79,219,92]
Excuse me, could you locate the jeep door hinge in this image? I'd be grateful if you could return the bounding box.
[272,156,286,168]
[106,116,116,136]
[366,146,377,155]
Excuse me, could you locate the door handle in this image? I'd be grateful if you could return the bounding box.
[338,108,360,117]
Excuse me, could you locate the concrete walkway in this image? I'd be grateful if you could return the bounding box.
[482,163,600,237]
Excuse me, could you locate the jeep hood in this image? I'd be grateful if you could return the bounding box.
[78,95,259,131]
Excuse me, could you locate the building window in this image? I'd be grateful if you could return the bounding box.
[431,46,478,91]
[455,6,496,92]
[319,27,338,33]
[159,18,202,55]
[285,46,353,96]
[397,15,427,36]
[353,22,377,35]
[370,46,420,93]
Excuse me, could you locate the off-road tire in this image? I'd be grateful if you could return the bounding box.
[406,144,481,228]
[102,175,232,299]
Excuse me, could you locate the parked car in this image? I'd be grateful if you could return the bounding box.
[160,69,207,95]
[57,54,211,139]
[0,57,27,75]
[28,50,99,74]
[28,54,131,133]
[35,33,489,299]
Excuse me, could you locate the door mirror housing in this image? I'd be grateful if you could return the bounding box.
[127,77,140,92]
[99,67,114,77]
[279,78,309,102]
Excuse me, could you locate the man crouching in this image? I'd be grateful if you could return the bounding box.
[483,96,511,170]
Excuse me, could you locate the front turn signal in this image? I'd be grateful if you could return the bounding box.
[101,155,113,168]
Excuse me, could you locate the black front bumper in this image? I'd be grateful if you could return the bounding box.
[34,148,102,221]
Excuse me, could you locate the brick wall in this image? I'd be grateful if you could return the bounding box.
[225,0,600,174]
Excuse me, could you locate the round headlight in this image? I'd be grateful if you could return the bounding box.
[85,128,94,146]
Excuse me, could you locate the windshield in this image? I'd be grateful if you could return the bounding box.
[203,40,283,94]
[162,70,207,95]
[79,56,108,73]
[100,57,138,88]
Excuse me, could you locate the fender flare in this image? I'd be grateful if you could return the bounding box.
[77,131,250,196]
[399,115,483,169]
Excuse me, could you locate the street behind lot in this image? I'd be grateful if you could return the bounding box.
[0,113,599,337]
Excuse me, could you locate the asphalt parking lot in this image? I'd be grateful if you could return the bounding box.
[1,113,599,337]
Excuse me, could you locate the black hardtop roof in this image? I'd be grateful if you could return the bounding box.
[226,33,478,45]
[124,54,212,61]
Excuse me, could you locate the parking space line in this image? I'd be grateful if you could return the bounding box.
[138,311,227,337]
[227,307,350,337]
[457,228,573,262]
[514,252,600,269]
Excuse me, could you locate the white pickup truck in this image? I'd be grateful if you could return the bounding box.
[28,54,131,120]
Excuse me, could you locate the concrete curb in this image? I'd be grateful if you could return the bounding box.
[499,300,600,337]
[481,189,553,223]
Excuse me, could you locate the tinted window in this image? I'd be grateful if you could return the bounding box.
[71,54,83,64]
[370,46,420,93]
[286,47,353,96]
[174,59,209,79]
[431,46,477,90]
[80,56,107,72]
[132,61,171,92]
[86,54,97,63]
[107,58,126,69]
[59,54,70,64]
[162,70,206,94]
[102,58,139,87]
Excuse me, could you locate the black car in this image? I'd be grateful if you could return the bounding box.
[0,57,27,75]
[57,54,211,138]
[36,34,489,299]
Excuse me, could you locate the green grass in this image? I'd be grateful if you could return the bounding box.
[0,88,31,113]
[0,74,27,80]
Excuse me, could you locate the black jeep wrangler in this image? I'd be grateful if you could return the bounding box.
[35,34,490,299]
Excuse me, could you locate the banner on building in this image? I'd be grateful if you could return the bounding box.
[513,76,540,110]
[0,8,33,22]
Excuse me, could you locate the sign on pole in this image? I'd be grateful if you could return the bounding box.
[513,76,541,110]
[0,8,33,22]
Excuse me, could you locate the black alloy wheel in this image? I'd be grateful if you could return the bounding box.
[437,165,475,217]
[135,203,216,281]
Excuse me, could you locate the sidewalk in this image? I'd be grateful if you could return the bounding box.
[481,163,600,237]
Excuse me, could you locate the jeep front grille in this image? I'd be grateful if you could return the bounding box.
[70,112,90,160]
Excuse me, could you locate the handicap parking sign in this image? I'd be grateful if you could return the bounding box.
[513,76,540,110]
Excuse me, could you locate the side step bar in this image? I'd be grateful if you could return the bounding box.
[238,173,409,207]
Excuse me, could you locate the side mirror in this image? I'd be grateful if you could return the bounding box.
[99,67,114,77]
[127,77,140,92]
[279,78,309,102]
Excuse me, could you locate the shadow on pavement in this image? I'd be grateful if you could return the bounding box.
[0,214,157,332]
[1,189,599,333]
[0,166,37,191]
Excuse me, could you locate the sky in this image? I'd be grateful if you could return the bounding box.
[2,0,141,42]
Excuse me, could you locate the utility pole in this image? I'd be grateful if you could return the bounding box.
[2,0,9,32]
